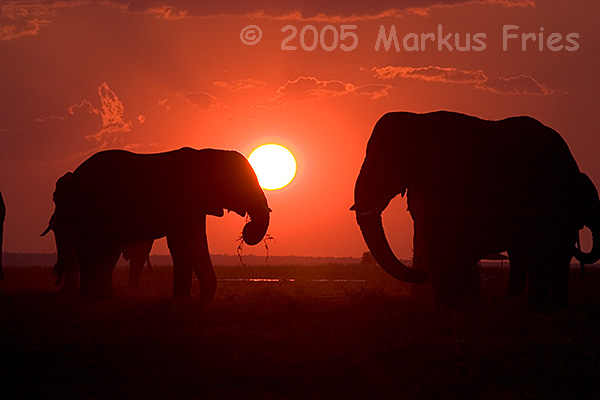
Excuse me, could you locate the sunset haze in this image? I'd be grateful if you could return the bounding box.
[0,0,597,260]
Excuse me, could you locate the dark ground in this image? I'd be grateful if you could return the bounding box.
[1,264,599,399]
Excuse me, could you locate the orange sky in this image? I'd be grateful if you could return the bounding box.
[0,0,598,259]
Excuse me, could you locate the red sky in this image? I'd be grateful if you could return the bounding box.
[0,0,598,259]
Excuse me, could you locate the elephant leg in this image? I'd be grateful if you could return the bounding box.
[0,221,3,280]
[508,243,550,309]
[528,261,551,309]
[549,253,571,308]
[128,258,144,287]
[418,216,482,307]
[78,251,94,298]
[506,250,528,298]
[78,247,121,300]
[523,231,573,309]
[125,240,153,287]
[549,232,576,307]
[193,245,217,301]
[167,221,216,300]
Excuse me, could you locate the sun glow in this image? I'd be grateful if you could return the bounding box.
[249,144,297,190]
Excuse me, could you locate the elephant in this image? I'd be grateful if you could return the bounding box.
[122,239,153,288]
[42,147,271,300]
[352,111,600,308]
[53,239,155,289]
[1,190,4,280]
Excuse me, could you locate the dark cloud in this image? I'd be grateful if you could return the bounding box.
[374,66,486,84]
[115,0,534,18]
[0,0,537,41]
[0,3,55,40]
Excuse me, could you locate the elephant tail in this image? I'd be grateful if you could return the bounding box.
[573,173,600,267]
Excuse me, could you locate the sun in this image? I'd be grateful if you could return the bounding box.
[248,144,297,190]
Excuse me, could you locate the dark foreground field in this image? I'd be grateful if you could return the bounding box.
[1,264,599,399]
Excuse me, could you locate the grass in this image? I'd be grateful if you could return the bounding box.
[1,264,599,398]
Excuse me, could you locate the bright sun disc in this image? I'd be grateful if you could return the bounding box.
[249,144,297,190]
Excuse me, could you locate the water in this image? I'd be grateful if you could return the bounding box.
[216,278,369,283]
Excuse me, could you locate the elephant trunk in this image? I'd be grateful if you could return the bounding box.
[574,216,600,265]
[242,205,270,246]
[355,211,428,283]
[573,173,600,265]
[52,230,79,292]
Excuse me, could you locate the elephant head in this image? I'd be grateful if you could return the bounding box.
[1,190,5,280]
[41,172,79,292]
[351,112,427,284]
[351,156,428,284]
[205,149,271,246]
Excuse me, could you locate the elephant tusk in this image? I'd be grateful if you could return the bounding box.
[360,208,382,217]
[41,226,51,237]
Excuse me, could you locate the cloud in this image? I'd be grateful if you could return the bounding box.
[353,84,394,99]
[274,76,392,102]
[479,75,553,95]
[145,6,188,20]
[177,91,222,111]
[88,82,132,141]
[374,66,486,84]
[0,3,55,40]
[0,101,98,163]
[213,79,268,92]
[0,82,133,163]
[113,0,535,20]
[373,65,553,95]
[0,0,536,41]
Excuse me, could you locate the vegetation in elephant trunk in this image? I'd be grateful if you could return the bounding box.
[242,206,271,246]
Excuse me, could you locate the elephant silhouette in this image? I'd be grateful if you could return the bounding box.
[43,147,271,300]
[352,111,600,308]
[1,190,4,280]
[122,240,153,287]
[53,239,155,288]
